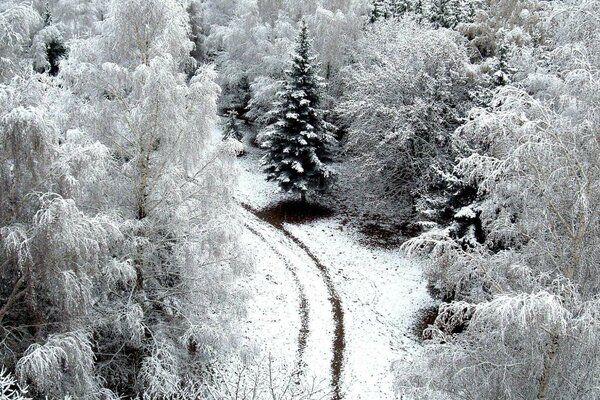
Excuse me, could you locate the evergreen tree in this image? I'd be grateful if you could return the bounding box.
[370,0,413,22]
[370,0,390,23]
[41,3,67,76]
[429,0,466,29]
[392,0,413,16]
[223,110,243,141]
[262,20,335,203]
[33,4,67,76]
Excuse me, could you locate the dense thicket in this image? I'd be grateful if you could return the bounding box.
[398,0,600,398]
[1,0,246,398]
[337,18,476,202]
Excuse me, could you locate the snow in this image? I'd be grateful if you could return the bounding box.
[248,213,334,384]
[236,145,286,209]
[234,132,434,399]
[237,225,299,366]
[285,220,434,400]
[454,206,476,219]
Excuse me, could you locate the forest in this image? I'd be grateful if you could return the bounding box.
[1,0,599,399]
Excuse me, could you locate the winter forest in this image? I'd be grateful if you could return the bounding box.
[1,0,600,398]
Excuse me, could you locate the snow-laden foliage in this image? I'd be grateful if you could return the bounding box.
[223,111,244,142]
[399,293,600,399]
[458,0,549,59]
[31,22,67,76]
[0,4,42,81]
[16,331,97,398]
[1,0,248,397]
[338,17,476,202]
[59,0,247,396]
[222,111,245,156]
[102,0,192,68]
[398,2,600,398]
[0,72,122,398]
[261,21,336,201]
[205,0,367,120]
[370,0,477,29]
[0,367,30,400]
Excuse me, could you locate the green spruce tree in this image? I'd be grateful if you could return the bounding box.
[35,3,67,76]
[370,0,390,23]
[429,0,463,29]
[262,20,335,203]
[223,110,243,141]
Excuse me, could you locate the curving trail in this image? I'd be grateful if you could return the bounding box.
[243,221,310,370]
[241,204,346,400]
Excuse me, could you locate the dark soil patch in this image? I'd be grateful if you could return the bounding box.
[358,219,421,249]
[255,200,335,227]
[412,305,439,341]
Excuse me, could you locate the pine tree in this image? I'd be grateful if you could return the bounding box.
[223,110,243,141]
[370,0,390,23]
[262,20,335,203]
[33,4,67,77]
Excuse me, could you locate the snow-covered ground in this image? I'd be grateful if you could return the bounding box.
[233,134,434,399]
[239,209,334,386]
[285,221,433,399]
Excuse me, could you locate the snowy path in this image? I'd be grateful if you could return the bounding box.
[241,218,310,369]
[233,137,434,399]
[241,204,345,399]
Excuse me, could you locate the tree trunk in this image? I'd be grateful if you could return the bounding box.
[135,148,150,290]
[136,150,150,220]
[301,191,307,203]
[537,333,560,399]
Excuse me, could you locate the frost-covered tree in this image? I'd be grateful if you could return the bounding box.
[0,3,42,81]
[397,1,600,398]
[207,0,295,117]
[261,20,335,202]
[429,0,461,28]
[0,0,248,397]
[370,0,391,22]
[59,0,247,394]
[1,367,30,400]
[0,72,120,399]
[205,0,367,124]
[459,0,548,59]
[337,18,476,203]
[370,0,414,22]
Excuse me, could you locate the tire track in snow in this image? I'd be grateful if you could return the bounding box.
[242,204,346,400]
[243,221,310,371]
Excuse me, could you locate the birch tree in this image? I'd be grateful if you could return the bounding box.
[0,0,248,397]
[337,18,476,203]
[59,0,248,395]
